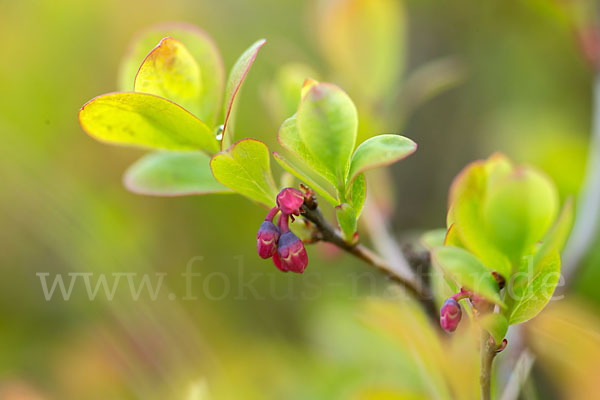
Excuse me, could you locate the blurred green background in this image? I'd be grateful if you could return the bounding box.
[1,0,600,399]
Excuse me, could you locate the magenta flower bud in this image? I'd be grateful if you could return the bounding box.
[277,187,304,216]
[277,231,308,273]
[440,298,462,333]
[257,221,280,259]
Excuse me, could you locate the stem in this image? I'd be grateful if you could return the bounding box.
[480,331,497,400]
[265,206,279,222]
[362,200,418,287]
[278,212,290,233]
[301,201,436,318]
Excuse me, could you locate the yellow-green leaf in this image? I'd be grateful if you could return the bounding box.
[79,92,219,152]
[210,139,278,207]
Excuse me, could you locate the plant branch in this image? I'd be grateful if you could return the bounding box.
[480,331,498,400]
[362,200,419,286]
[301,199,437,318]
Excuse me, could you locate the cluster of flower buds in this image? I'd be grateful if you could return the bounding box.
[256,188,309,273]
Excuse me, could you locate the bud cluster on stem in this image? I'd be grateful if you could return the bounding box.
[256,188,310,273]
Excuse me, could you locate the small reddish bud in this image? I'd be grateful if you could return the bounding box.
[257,221,280,259]
[277,231,308,273]
[495,338,508,353]
[440,298,462,333]
[277,187,304,216]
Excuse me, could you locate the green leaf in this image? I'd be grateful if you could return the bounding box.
[210,138,278,207]
[272,152,338,206]
[348,173,366,218]
[336,203,357,243]
[296,83,358,188]
[79,92,219,153]
[278,115,337,185]
[134,37,204,118]
[317,0,406,101]
[482,167,559,262]
[478,313,508,345]
[506,250,561,325]
[420,228,447,251]
[431,246,504,306]
[448,161,512,278]
[347,134,416,184]
[222,39,266,149]
[534,197,574,265]
[118,23,224,125]
[123,151,230,196]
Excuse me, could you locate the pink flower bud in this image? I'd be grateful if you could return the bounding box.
[277,187,304,216]
[257,221,280,259]
[277,231,308,273]
[440,298,462,333]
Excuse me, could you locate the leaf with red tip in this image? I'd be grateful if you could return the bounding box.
[119,22,224,125]
[124,151,230,196]
[79,92,219,152]
[221,39,266,149]
[134,37,203,118]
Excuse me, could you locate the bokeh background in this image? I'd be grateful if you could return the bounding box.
[1,0,600,399]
